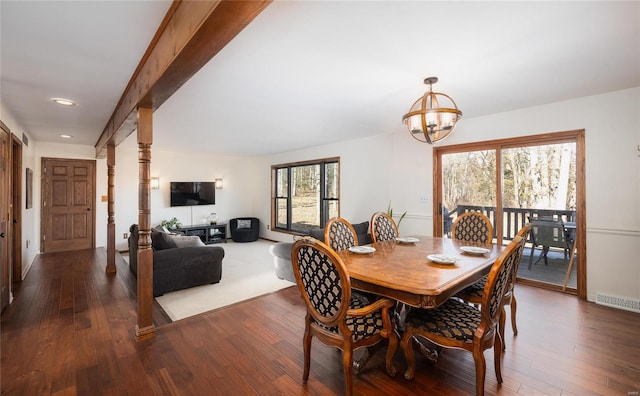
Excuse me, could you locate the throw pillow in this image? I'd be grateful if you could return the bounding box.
[151,228,176,250]
[352,221,369,236]
[169,234,205,248]
[237,219,252,229]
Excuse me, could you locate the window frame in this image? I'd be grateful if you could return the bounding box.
[433,129,586,298]
[271,157,340,234]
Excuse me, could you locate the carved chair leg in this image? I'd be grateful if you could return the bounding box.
[302,327,312,382]
[342,346,354,396]
[472,348,487,396]
[385,333,398,377]
[499,307,507,351]
[494,332,503,384]
[510,294,518,336]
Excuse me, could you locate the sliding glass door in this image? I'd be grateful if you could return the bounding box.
[440,149,497,238]
[434,130,586,296]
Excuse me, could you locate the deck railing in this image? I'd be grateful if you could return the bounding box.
[444,205,576,241]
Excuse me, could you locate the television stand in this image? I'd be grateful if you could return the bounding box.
[174,223,227,244]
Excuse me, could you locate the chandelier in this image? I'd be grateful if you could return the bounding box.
[402,77,462,144]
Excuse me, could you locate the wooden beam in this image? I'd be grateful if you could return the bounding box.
[95,0,271,157]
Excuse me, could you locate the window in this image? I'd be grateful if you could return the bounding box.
[272,158,339,233]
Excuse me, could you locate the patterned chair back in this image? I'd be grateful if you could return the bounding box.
[291,238,351,328]
[480,236,523,327]
[452,211,493,244]
[370,212,398,243]
[325,217,358,251]
[509,223,531,286]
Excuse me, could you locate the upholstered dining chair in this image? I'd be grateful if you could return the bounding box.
[451,211,494,244]
[324,217,358,252]
[325,217,378,303]
[455,224,531,350]
[290,238,398,396]
[398,236,523,396]
[370,212,399,243]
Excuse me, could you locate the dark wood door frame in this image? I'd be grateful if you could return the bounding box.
[433,130,586,299]
[40,158,96,253]
[0,122,11,310]
[11,134,22,282]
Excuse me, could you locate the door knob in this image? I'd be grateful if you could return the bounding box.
[0,233,5,238]
[87,208,91,211]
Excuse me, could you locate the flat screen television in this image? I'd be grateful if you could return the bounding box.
[170,181,215,206]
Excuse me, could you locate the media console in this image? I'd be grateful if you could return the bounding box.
[173,223,227,244]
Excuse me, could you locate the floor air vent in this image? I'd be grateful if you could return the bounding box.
[595,293,640,313]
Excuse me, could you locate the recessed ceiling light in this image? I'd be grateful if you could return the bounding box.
[59,134,73,139]
[51,97,77,106]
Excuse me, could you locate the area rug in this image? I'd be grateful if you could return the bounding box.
[154,239,294,321]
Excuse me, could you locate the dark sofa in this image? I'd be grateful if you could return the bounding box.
[128,224,224,296]
[308,220,372,245]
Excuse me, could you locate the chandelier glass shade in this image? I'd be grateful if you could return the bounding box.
[402,77,462,144]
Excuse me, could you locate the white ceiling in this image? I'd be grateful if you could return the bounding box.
[2,1,639,156]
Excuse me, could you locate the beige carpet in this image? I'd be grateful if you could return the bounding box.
[154,239,294,321]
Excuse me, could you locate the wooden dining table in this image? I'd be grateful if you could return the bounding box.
[337,235,504,309]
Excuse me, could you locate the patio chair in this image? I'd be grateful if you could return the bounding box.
[399,236,523,396]
[528,216,571,270]
[370,211,399,243]
[291,238,398,396]
[451,211,493,244]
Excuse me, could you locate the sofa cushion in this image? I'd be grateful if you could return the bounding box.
[169,234,205,248]
[237,219,252,229]
[151,228,176,250]
[352,221,369,236]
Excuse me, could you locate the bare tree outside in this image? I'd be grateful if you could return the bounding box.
[442,143,576,213]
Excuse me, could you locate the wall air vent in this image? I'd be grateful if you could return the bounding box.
[595,293,640,313]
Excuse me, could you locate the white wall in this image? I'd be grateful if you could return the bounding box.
[114,133,259,250]
[254,87,640,303]
[388,87,640,303]
[256,133,394,243]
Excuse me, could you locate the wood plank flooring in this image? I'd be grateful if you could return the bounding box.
[2,248,639,395]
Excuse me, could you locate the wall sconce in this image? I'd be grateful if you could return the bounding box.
[215,178,223,189]
[150,177,160,190]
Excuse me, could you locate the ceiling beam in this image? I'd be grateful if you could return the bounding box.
[95,0,271,158]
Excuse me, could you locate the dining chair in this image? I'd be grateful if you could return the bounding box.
[325,217,358,252]
[398,236,523,396]
[325,217,378,304]
[370,211,399,243]
[455,224,531,350]
[290,238,398,396]
[451,211,494,243]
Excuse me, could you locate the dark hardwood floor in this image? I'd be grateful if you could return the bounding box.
[2,248,639,395]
